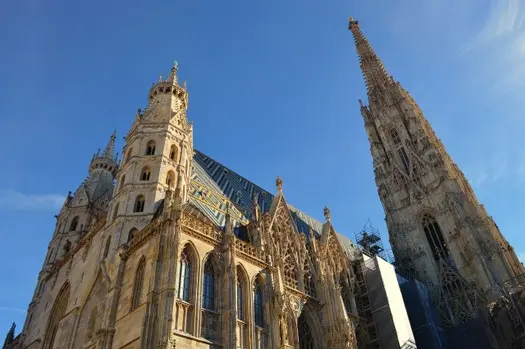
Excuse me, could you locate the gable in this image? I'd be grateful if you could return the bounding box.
[190,150,324,238]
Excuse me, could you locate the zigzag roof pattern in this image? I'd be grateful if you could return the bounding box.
[189,150,325,234]
[188,150,358,256]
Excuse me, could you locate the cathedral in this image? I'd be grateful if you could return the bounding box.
[3,18,525,349]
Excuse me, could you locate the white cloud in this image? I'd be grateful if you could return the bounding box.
[0,306,26,315]
[0,189,64,211]
[464,0,525,92]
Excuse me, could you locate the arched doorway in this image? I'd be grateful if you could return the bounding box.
[298,311,315,349]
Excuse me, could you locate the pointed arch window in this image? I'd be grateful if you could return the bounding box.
[298,312,314,349]
[103,237,111,259]
[131,257,146,310]
[284,251,299,289]
[254,278,264,328]
[140,167,151,181]
[169,145,178,161]
[128,228,138,242]
[112,203,119,221]
[166,170,175,188]
[391,129,401,145]
[42,283,70,349]
[145,140,156,155]
[303,261,316,297]
[202,256,220,341]
[134,195,145,213]
[69,216,79,231]
[391,129,410,173]
[202,258,216,310]
[422,214,450,261]
[177,248,191,302]
[237,273,244,321]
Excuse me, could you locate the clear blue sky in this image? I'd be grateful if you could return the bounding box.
[1,0,525,336]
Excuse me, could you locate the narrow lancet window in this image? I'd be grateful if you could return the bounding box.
[422,214,450,261]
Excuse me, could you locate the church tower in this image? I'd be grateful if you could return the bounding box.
[107,62,193,244]
[44,131,118,266]
[348,18,523,327]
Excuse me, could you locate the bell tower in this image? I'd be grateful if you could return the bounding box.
[108,62,193,243]
[348,18,523,327]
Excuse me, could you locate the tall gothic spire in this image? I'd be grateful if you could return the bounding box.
[348,17,393,94]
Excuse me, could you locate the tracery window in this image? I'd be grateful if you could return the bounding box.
[69,216,79,231]
[303,261,316,297]
[391,129,410,173]
[202,256,219,341]
[202,258,216,310]
[284,251,299,289]
[134,195,145,212]
[131,257,146,310]
[145,140,156,155]
[140,166,151,181]
[237,275,244,320]
[254,279,264,328]
[237,267,248,349]
[422,214,450,261]
[298,312,314,349]
[177,248,191,302]
[42,283,70,349]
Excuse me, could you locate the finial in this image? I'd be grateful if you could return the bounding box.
[173,60,179,71]
[348,17,359,29]
[159,74,163,82]
[323,206,331,221]
[276,176,283,193]
[358,99,364,107]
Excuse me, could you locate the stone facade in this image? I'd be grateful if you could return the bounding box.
[348,17,524,332]
[10,63,364,349]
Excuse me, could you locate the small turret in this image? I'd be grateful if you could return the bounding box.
[2,322,15,349]
[89,130,119,176]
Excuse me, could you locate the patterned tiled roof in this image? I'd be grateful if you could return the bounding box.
[190,150,324,236]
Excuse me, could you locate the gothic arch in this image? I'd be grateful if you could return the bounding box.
[419,212,450,262]
[298,305,324,349]
[72,268,111,348]
[175,242,200,334]
[131,256,146,310]
[42,282,71,349]
[284,248,299,289]
[201,251,221,341]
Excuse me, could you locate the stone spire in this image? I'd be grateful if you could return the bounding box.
[101,130,117,160]
[90,131,119,176]
[348,17,393,95]
[3,322,15,349]
[165,60,179,85]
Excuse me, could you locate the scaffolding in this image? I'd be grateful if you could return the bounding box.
[353,257,380,349]
[355,220,391,262]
